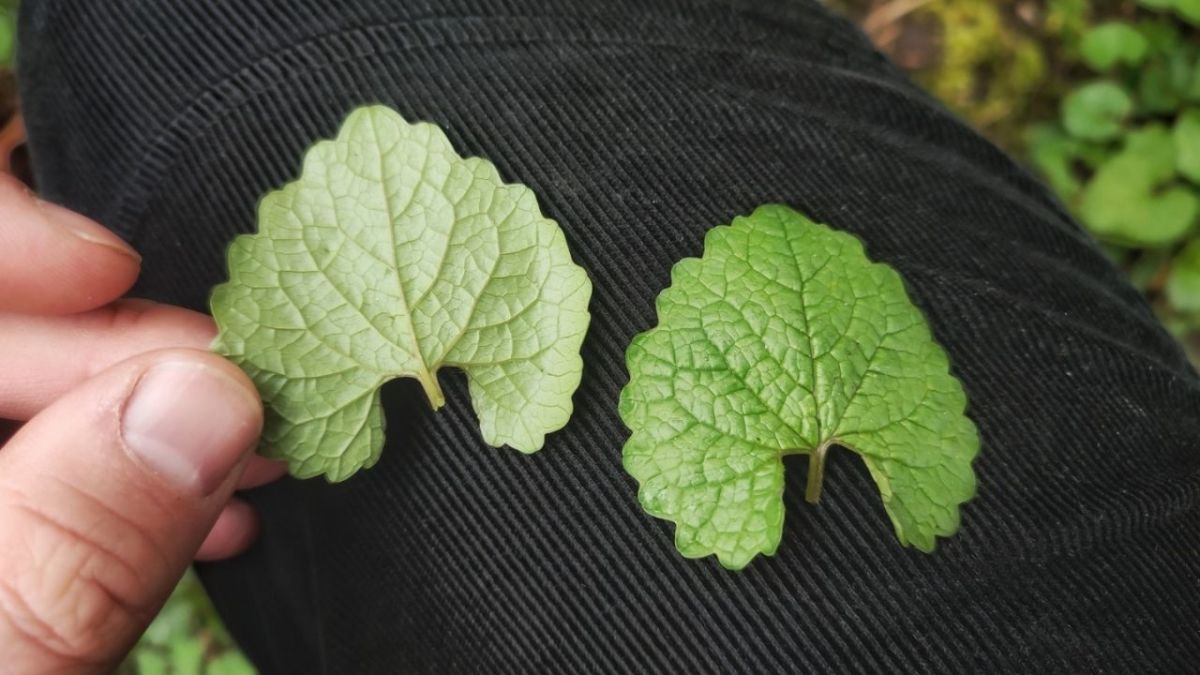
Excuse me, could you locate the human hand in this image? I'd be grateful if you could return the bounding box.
[0,176,283,672]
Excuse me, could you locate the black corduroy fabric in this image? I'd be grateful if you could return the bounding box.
[18,1,1200,672]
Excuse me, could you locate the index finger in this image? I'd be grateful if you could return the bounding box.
[0,175,141,314]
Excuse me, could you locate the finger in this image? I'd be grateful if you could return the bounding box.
[0,175,141,314]
[0,299,216,420]
[195,499,259,562]
[238,456,288,490]
[0,348,262,671]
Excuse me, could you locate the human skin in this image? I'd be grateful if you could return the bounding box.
[0,175,284,672]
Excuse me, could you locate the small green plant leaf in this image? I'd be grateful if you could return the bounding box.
[1176,109,1200,183]
[1139,64,1178,115]
[1168,240,1200,312]
[1081,22,1148,71]
[1140,0,1200,23]
[0,12,13,68]
[1136,19,1181,58]
[1176,0,1200,23]
[619,205,979,570]
[211,105,593,481]
[1184,62,1200,103]
[1025,123,1083,201]
[1081,125,1199,246]
[1062,81,1133,140]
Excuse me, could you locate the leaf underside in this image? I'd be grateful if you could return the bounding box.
[211,105,592,481]
[619,205,978,570]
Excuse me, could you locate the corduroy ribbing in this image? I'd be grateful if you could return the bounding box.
[18,1,1200,672]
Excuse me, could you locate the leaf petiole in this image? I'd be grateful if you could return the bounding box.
[416,368,446,410]
[804,441,833,504]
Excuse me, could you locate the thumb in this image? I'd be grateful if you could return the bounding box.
[0,348,262,672]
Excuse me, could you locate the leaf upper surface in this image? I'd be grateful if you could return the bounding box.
[211,105,592,481]
[1082,125,1198,246]
[619,205,978,569]
[1062,81,1133,141]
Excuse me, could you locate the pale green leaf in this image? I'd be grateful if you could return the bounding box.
[619,205,979,570]
[1081,125,1198,246]
[1061,81,1133,140]
[1168,239,1200,313]
[212,105,593,481]
[1025,123,1083,201]
[1080,22,1148,71]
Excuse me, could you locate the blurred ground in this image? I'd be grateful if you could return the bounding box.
[829,0,1094,152]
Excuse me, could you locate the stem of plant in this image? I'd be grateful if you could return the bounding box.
[418,368,446,410]
[806,442,832,504]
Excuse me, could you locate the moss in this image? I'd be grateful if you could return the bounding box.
[911,0,1048,149]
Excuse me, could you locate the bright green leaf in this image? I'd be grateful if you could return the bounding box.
[208,653,258,675]
[133,651,168,675]
[1081,22,1148,71]
[1168,240,1200,312]
[1062,81,1133,141]
[212,105,593,481]
[1137,0,1174,9]
[1128,123,1181,167]
[619,205,979,570]
[1081,125,1199,246]
[0,12,12,68]
[1175,109,1200,183]
[168,638,204,675]
[1176,0,1200,23]
[1025,124,1083,201]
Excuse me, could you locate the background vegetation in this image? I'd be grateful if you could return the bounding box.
[832,0,1200,361]
[0,1,1196,672]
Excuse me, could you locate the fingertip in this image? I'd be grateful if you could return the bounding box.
[119,348,264,497]
[0,301,220,421]
[140,347,263,411]
[36,199,141,264]
[196,499,259,561]
[0,181,142,314]
[239,455,288,490]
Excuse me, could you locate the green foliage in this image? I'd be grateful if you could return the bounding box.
[1174,108,1200,180]
[913,1,1049,149]
[212,105,592,481]
[0,0,15,68]
[619,205,978,569]
[1025,124,1084,199]
[1168,239,1200,311]
[1062,81,1134,140]
[1081,22,1148,70]
[1025,2,1200,361]
[1080,125,1198,246]
[119,571,255,675]
[1141,0,1200,25]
